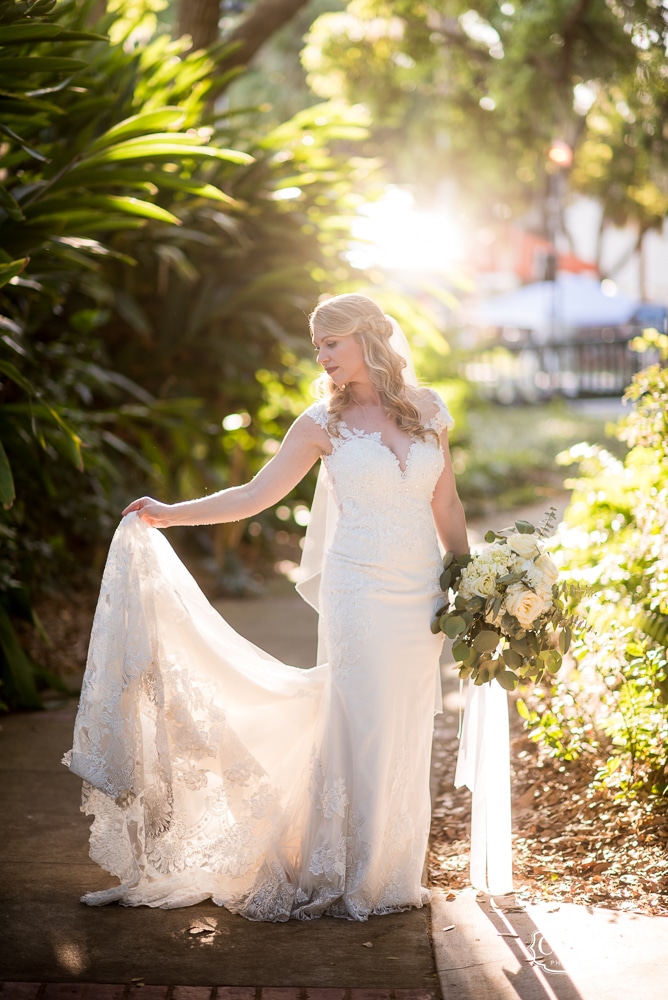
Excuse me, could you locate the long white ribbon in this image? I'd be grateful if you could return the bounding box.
[454,679,513,895]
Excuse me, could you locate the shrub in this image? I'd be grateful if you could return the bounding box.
[521,331,668,800]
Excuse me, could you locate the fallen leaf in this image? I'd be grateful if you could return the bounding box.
[362,941,373,948]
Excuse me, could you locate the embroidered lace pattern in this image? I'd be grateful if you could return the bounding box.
[65,389,451,919]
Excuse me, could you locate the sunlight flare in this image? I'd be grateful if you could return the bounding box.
[350,188,465,273]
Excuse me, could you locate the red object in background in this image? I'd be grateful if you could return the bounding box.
[473,226,598,281]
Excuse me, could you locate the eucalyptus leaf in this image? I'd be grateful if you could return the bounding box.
[514,520,536,534]
[452,639,471,662]
[558,626,572,654]
[502,648,524,670]
[472,630,499,653]
[442,614,466,639]
[496,671,519,692]
[547,650,563,673]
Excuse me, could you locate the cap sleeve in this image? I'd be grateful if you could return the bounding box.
[427,389,454,435]
[302,400,329,432]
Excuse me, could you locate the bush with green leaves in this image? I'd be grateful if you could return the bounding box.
[520,331,668,799]
[0,0,368,707]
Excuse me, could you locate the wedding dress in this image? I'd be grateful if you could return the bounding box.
[64,390,455,920]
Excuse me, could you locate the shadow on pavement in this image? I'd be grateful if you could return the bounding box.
[431,888,584,1000]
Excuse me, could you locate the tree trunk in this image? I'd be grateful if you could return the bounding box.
[221,0,310,71]
[600,223,648,282]
[177,0,222,52]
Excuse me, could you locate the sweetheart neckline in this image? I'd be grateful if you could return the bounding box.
[337,425,420,476]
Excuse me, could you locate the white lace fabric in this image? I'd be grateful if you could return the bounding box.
[65,390,460,919]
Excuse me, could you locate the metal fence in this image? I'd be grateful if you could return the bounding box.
[464,331,653,403]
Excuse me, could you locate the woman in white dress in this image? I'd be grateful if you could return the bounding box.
[65,293,469,921]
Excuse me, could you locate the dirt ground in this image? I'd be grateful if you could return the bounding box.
[428,703,668,917]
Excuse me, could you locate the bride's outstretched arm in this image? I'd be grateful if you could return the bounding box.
[431,430,469,556]
[122,413,326,528]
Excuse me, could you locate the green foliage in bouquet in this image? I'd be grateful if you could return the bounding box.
[432,508,577,691]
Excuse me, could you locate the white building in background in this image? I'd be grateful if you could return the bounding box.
[564,196,668,304]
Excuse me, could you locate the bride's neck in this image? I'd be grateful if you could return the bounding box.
[348,383,382,407]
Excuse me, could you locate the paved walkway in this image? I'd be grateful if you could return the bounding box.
[1,512,667,999]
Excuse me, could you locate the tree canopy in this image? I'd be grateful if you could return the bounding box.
[302,1,668,243]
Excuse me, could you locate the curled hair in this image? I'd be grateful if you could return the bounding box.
[309,293,437,441]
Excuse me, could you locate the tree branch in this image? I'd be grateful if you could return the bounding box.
[178,0,222,52]
[221,0,311,71]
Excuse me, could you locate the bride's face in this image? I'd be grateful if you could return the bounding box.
[312,329,369,386]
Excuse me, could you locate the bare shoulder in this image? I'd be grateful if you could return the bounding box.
[291,405,331,454]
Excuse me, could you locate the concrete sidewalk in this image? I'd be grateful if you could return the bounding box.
[1,575,667,999]
[0,584,439,996]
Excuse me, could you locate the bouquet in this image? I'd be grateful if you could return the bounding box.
[432,508,574,690]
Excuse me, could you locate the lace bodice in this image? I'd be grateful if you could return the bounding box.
[303,390,453,571]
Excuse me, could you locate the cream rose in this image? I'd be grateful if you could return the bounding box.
[534,552,559,588]
[460,566,497,598]
[504,583,549,629]
[507,532,540,559]
[472,571,498,597]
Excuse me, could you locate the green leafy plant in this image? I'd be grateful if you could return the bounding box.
[0,0,369,708]
[522,330,668,798]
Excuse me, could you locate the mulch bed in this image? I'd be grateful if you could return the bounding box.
[428,705,668,916]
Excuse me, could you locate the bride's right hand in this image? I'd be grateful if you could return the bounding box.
[122,496,176,528]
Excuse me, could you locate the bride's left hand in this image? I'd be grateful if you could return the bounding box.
[122,496,176,528]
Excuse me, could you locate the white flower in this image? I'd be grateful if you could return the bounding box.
[460,564,498,598]
[511,555,534,577]
[504,583,551,629]
[489,543,512,567]
[507,532,540,559]
[534,552,559,588]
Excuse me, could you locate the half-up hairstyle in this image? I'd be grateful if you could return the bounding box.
[309,293,437,441]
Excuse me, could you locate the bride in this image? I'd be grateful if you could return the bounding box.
[65,293,474,921]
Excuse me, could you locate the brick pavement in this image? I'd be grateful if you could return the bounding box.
[0,987,437,999]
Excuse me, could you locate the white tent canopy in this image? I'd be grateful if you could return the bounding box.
[469,274,639,342]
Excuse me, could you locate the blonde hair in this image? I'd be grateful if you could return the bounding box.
[309,293,436,440]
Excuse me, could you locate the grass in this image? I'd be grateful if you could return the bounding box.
[451,397,625,516]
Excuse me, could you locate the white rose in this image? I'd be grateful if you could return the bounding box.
[461,565,497,598]
[504,583,549,629]
[511,555,534,577]
[534,552,559,589]
[472,571,497,597]
[507,532,540,559]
